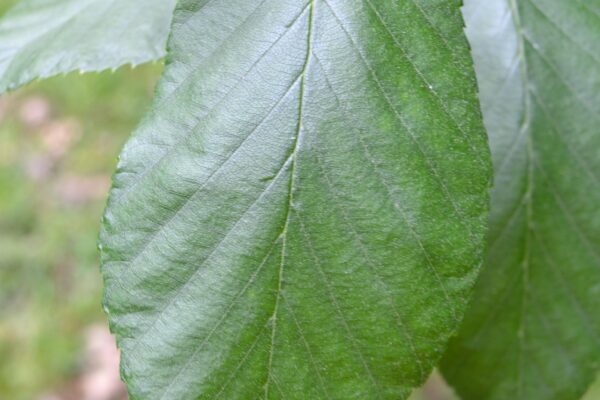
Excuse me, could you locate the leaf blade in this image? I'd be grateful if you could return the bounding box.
[442,1,600,399]
[101,0,492,398]
[0,0,176,93]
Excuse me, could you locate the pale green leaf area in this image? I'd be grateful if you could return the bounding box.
[100,0,491,399]
[0,0,176,93]
[442,0,600,399]
[583,375,600,400]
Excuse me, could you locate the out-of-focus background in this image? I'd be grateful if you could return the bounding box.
[0,45,162,400]
[1,1,599,399]
[0,1,158,397]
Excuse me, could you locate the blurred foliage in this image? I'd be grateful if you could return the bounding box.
[583,375,600,400]
[0,0,16,13]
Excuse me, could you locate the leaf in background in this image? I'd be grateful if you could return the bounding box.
[0,0,176,93]
[100,0,491,398]
[442,0,600,399]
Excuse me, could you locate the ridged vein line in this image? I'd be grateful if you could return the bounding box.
[265,1,314,397]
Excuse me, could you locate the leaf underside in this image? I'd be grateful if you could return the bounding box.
[0,0,176,93]
[442,1,600,399]
[100,0,491,399]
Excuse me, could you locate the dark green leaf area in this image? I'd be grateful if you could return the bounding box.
[101,1,491,399]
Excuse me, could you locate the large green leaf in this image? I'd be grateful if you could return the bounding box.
[442,1,600,399]
[0,0,176,93]
[100,0,491,398]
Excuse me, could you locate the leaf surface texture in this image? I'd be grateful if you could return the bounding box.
[100,1,491,398]
[442,1,600,399]
[0,0,176,92]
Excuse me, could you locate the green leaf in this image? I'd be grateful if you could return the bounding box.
[0,0,176,93]
[441,1,600,399]
[100,1,491,398]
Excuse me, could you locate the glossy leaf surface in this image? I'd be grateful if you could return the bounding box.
[100,0,491,398]
[0,0,176,93]
[442,1,600,399]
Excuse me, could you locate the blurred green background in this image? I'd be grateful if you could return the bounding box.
[0,0,599,399]
[0,0,162,395]
[0,56,162,400]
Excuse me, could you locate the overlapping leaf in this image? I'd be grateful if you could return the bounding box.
[442,1,600,399]
[0,0,176,93]
[100,0,491,398]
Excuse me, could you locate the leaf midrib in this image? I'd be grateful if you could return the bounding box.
[265,0,315,397]
[507,0,534,396]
